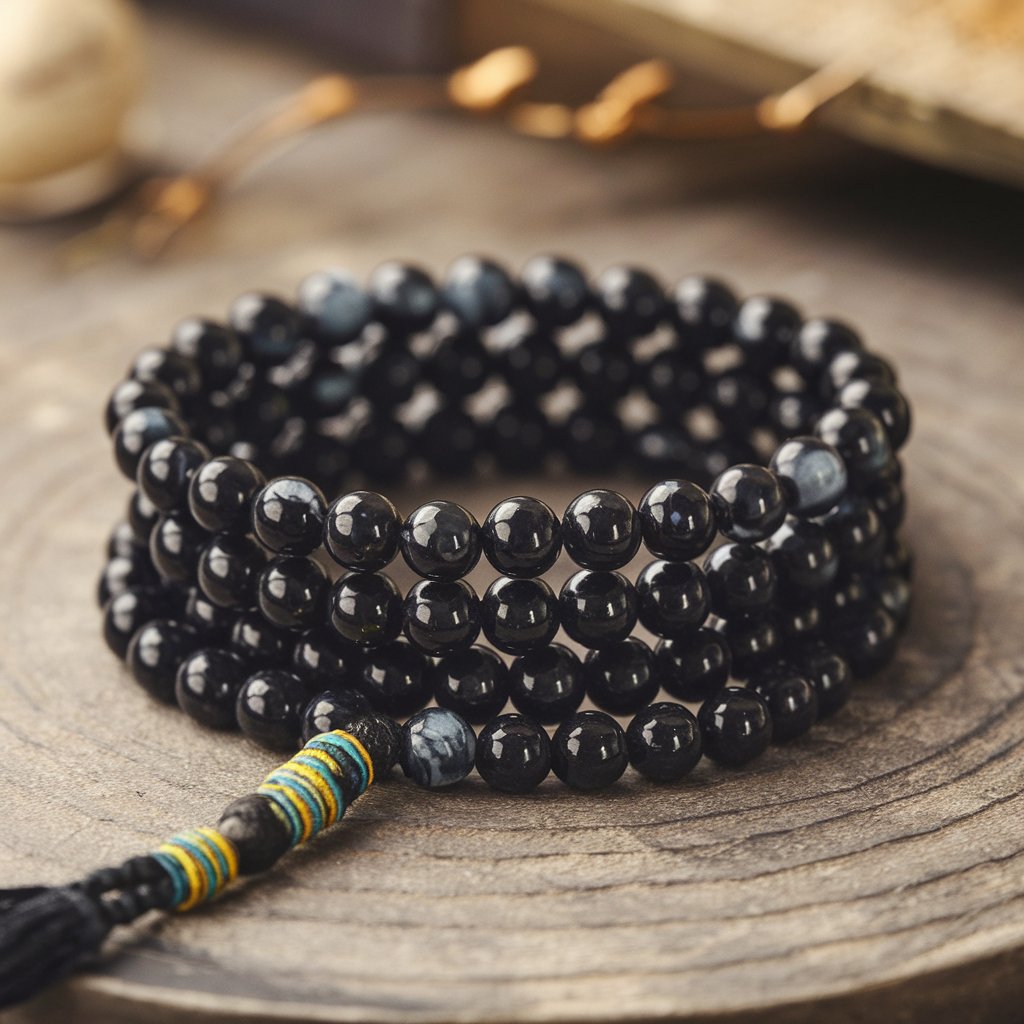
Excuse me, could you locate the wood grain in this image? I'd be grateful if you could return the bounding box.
[2,8,1023,1023]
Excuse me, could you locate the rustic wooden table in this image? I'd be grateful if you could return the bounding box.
[2,9,1023,1024]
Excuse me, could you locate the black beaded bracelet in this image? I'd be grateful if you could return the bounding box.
[0,255,912,1009]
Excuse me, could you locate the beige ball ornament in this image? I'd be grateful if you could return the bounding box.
[0,0,145,215]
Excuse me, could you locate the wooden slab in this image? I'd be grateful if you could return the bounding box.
[2,8,1024,1023]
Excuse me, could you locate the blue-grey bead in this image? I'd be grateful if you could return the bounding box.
[400,707,477,789]
[297,268,373,343]
[770,436,848,517]
[442,255,517,328]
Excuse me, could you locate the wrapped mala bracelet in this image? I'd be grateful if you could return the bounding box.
[0,255,912,1009]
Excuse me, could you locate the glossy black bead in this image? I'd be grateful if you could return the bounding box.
[423,328,492,400]
[488,402,554,475]
[776,595,822,642]
[822,572,870,620]
[552,711,628,790]
[562,489,640,570]
[482,496,561,578]
[105,378,180,435]
[814,407,893,484]
[235,669,306,750]
[508,643,585,725]
[324,490,400,571]
[820,494,886,567]
[400,500,481,580]
[102,586,172,659]
[765,518,838,592]
[481,577,560,655]
[356,640,431,717]
[217,794,292,875]
[593,265,664,337]
[257,556,327,631]
[107,520,143,560]
[824,350,897,396]
[631,423,703,480]
[131,347,202,403]
[252,477,327,556]
[404,578,480,656]
[292,628,359,692]
[559,570,638,649]
[97,549,158,606]
[871,572,912,629]
[175,647,249,729]
[360,341,420,408]
[626,702,702,782]
[350,416,413,484]
[136,437,209,513]
[183,587,234,640]
[866,476,906,533]
[476,713,552,793]
[228,292,303,365]
[431,646,510,724]
[417,406,480,478]
[442,255,517,327]
[635,559,710,638]
[698,686,772,766]
[584,637,658,715]
[170,318,243,387]
[197,533,265,609]
[229,609,292,665]
[520,254,589,326]
[769,436,847,518]
[749,666,818,742]
[290,432,351,496]
[829,604,898,678]
[654,628,731,702]
[328,571,403,648]
[299,362,359,417]
[572,339,637,404]
[710,464,787,542]
[880,537,913,580]
[768,390,822,437]
[560,407,626,474]
[732,295,801,370]
[790,640,852,718]
[642,350,704,412]
[299,689,371,744]
[297,267,372,344]
[113,406,189,480]
[713,614,780,679]
[126,618,200,703]
[838,379,912,450]
[638,479,716,561]
[707,369,771,434]
[790,318,862,381]
[499,325,564,395]
[670,275,737,348]
[703,542,776,617]
[369,261,439,332]
[149,511,206,583]
[188,456,265,534]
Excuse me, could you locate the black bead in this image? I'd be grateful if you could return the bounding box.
[127,618,200,703]
[768,390,822,437]
[732,295,801,370]
[561,489,641,570]
[197,533,265,609]
[482,496,561,578]
[706,370,770,434]
[297,267,372,344]
[131,347,202,403]
[508,644,585,725]
[814,407,893,485]
[400,501,481,580]
[360,341,420,408]
[257,555,327,631]
[790,318,862,381]
[822,572,870,620]
[710,464,788,542]
[105,379,180,435]
[560,407,626,474]
[635,560,710,638]
[583,637,658,715]
[252,477,327,556]
[175,647,249,729]
[417,407,480,478]
[572,339,637,404]
[235,669,306,750]
[871,572,912,629]
[654,628,731,702]
[183,586,235,640]
[829,604,898,677]
[790,640,852,718]
[328,571,403,648]
[431,646,510,724]
[559,569,638,648]
[188,456,265,534]
[488,402,554,475]
[291,431,352,496]
[350,416,413,484]
[625,702,702,782]
[98,549,158,606]
[749,666,818,742]
[107,520,143,559]
[170,318,243,387]
[324,491,400,572]
[423,328,492,401]
[356,640,431,716]
[713,614,780,679]
[102,586,172,659]
[476,713,552,793]
[217,794,293,875]
[443,255,517,327]
[228,292,303,365]
[697,686,773,766]
[499,325,564,396]
[298,362,359,417]
[403,578,481,656]
[299,689,371,744]
[638,479,716,561]
[551,711,628,790]
[149,511,206,583]
[880,537,913,580]
[113,406,189,480]
[593,265,665,338]
[520,254,589,327]
[866,476,906,533]
[824,350,897,396]
[820,494,886,567]
[335,710,403,775]
[642,350,704,413]
[233,383,293,444]
[776,596,822,643]
[838,379,912,450]
[764,518,838,592]
[670,275,737,348]
[369,261,439,332]
[481,577,560,655]
[293,628,359,692]
[136,437,210,513]
[703,542,776,617]
[229,609,292,666]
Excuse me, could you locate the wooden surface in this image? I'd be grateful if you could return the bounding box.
[2,8,1024,1024]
